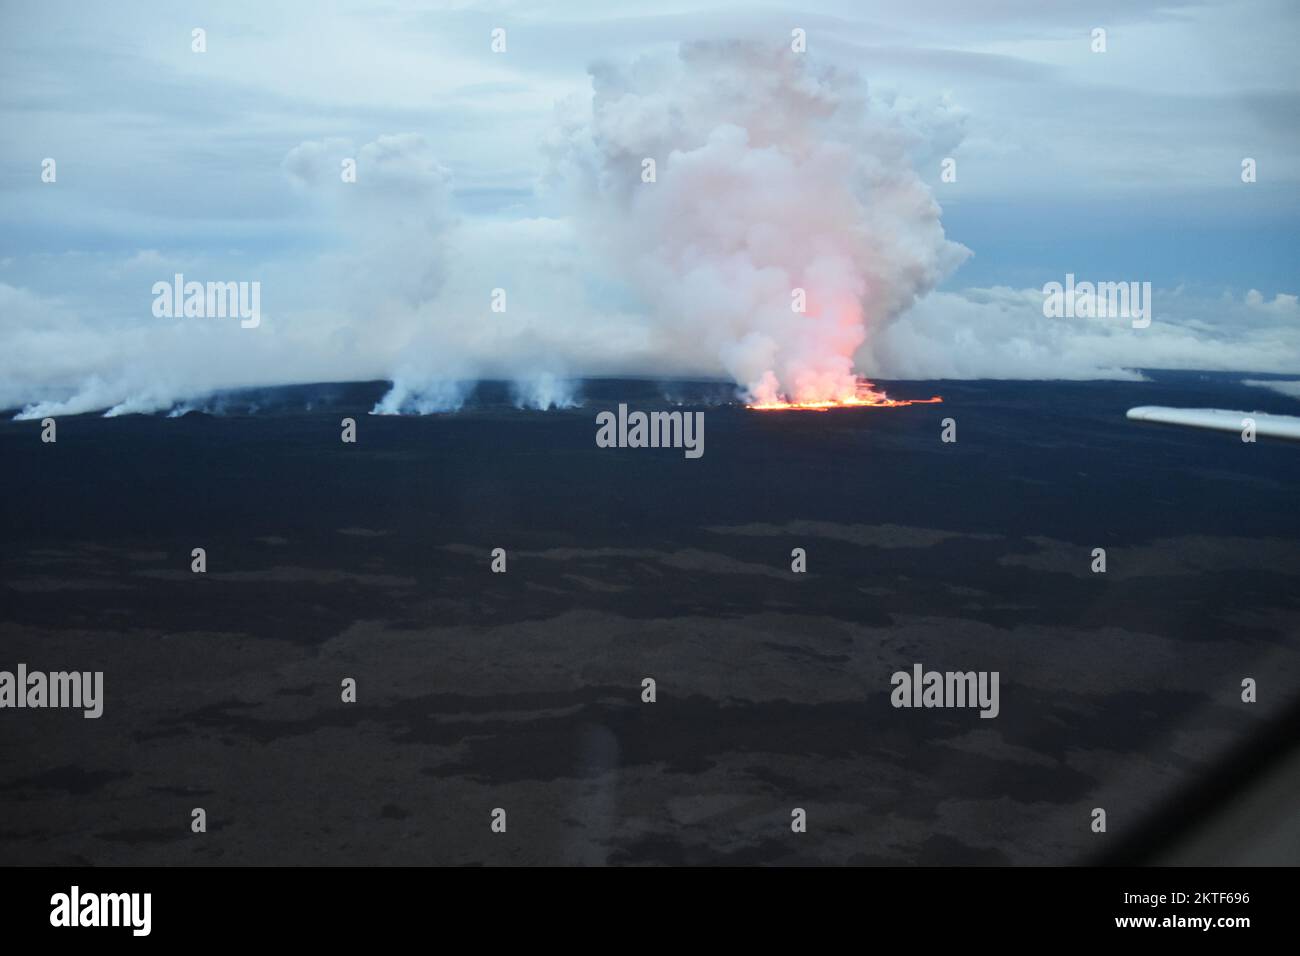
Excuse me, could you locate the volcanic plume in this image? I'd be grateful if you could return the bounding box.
[549,41,969,407]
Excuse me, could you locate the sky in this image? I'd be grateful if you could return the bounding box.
[1,0,1297,415]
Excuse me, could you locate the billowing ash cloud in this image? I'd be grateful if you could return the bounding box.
[546,41,969,404]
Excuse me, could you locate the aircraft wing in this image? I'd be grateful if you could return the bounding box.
[1126,405,1300,441]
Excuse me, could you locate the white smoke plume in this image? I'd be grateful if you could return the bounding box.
[511,372,580,410]
[286,135,591,415]
[546,41,970,405]
[370,376,474,415]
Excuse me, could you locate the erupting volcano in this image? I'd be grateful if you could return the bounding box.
[548,44,969,420]
[746,378,943,411]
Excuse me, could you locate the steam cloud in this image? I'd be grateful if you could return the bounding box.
[547,42,969,405]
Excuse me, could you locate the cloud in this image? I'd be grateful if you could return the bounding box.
[545,41,969,403]
[868,286,1300,379]
[1243,379,1300,399]
[1244,288,1299,316]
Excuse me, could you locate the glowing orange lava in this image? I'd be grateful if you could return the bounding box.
[746,380,943,412]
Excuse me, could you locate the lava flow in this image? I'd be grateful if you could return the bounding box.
[746,379,943,412]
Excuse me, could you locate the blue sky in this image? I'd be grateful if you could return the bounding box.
[1,0,1298,415]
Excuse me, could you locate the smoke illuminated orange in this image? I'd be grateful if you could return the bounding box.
[746,379,943,412]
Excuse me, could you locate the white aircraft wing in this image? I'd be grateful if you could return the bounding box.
[1126,405,1300,441]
